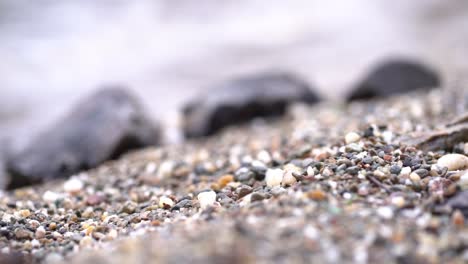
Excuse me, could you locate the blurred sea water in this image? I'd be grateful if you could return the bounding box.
[0,0,467,147]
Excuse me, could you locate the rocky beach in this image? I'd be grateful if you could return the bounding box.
[1,1,468,263]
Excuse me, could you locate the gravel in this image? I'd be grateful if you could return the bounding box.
[0,89,467,263]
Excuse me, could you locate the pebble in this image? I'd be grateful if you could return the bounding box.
[452,210,465,227]
[35,226,46,239]
[42,191,60,203]
[159,196,175,209]
[157,161,175,180]
[409,172,421,182]
[391,196,406,208]
[14,228,33,240]
[437,154,468,171]
[265,168,284,187]
[250,192,266,203]
[257,150,272,164]
[282,172,297,186]
[63,178,84,194]
[217,175,234,188]
[400,167,412,177]
[459,171,468,187]
[390,165,402,175]
[307,190,327,201]
[197,190,217,210]
[345,132,361,144]
[18,209,31,218]
[377,206,394,220]
[237,186,253,198]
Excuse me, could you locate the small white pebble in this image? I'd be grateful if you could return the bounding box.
[257,150,272,164]
[42,191,60,202]
[157,161,174,179]
[382,131,393,143]
[437,154,468,171]
[265,168,284,187]
[31,239,40,248]
[400,167,412,177]
[63,178,84,194]
[159,196,175,208]
[391,196,406,208]
[459,171,468,186]
[107,229,118,240]
[307,166,315,176]
[197,190,217,210]
[1,213,13,223]
[345,132,361,144]
[377,206,394,220]
[409,172,421,182]
[304,225,319,240]
[281,172,297,186]
[343,192,352,199]
[145,162,157,174]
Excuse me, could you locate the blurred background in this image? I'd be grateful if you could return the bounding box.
[1,0,468,149]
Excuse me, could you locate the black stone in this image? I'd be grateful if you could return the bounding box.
[6,87,160,189]
[389,165,401,175]
[347,59,440,101]
[183,72,321,138]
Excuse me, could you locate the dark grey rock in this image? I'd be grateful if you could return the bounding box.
[183,72,321,138]
[446,190,468,217]
[6,87,160,189]
[347,59,440,101]
[389,165,401,175]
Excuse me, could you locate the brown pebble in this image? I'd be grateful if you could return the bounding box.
[49,222,57,230]
[218,174,234,188]
[15,228,33,240]
[151,220,161,226]
[452,210,465,227]
[307,190,327,201]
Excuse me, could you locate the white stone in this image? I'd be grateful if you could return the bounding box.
[304,225,319,240]
[391,196,406,208]
[437,154,468,171]
[42,191,60,202]
[281,172,297,186]
[31,239,40,248]
[1,213,13,223]
[382,131,393,143]
[409,172,421,182]
[459,171,468,186]
[63,178,84,194]
[377,206,394,220]
[197,190,217,210]
[159,196,175,208]
[345,132,361,144]
[157,161,174,179]
[265,168,284,187]
[307,166,315,176]
[399,167,412,177]
[257,150,272,164]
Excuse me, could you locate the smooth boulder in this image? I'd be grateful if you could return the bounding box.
[6,87,160,189]
[183,72,321,138]
[347,59,440,101]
